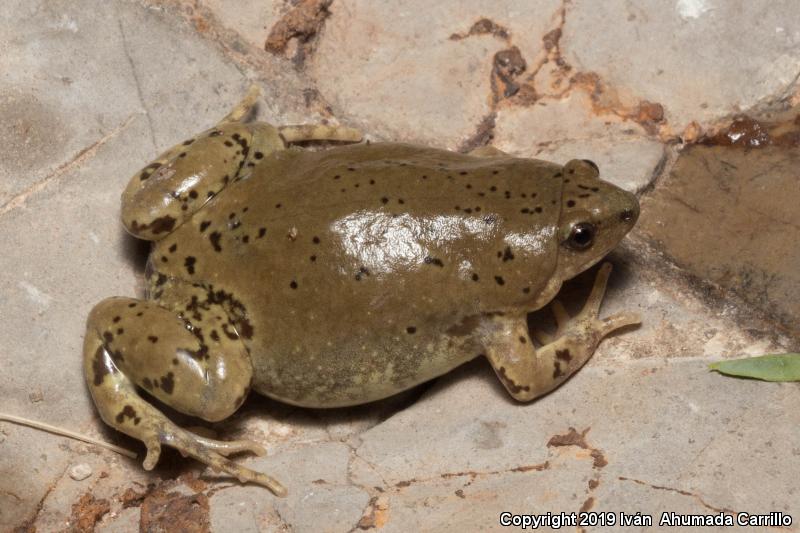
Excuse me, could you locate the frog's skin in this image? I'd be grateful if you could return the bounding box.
[83,87,640,496]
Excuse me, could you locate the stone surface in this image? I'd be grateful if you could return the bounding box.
[2,0,799,531]
[494,93,666,192]
[637,141,800,339]
[562,0,800,134]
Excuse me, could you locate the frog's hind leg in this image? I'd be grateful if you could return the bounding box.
[121,86,289,241]
[83,296,287,496]
[121,85,363,241]
[482,263,640,401]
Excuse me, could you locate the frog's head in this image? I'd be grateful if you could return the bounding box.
[553,159,639,280]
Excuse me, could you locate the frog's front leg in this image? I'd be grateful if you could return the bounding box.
[483,263,640,401]
[83,296,287,496]
[122,85,362,240]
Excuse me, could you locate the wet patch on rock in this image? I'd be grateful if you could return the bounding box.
[638,111,800,338]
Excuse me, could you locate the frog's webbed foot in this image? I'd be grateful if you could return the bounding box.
[484,263,641,401]
[140,419,286,496]
[83,296,287,496]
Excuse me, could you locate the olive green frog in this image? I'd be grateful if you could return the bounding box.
[83,87,640,496]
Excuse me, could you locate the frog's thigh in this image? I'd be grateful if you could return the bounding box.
[83,297,287,495]
[85,297,252,421]
[482,264,640,402]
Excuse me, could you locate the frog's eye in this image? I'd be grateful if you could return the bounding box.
[565,222,596,250]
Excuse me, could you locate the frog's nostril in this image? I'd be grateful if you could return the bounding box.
[619,209,635,222]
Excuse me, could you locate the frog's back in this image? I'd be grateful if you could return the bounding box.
[152,143,564,407]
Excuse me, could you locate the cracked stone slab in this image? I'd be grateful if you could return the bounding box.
[311,0,562,148]
[200,0,285,53]
[0,114,154,530]
[206,442,369,533]
[637,142,800,338]
[350,357,798,532]
[0,0,322,528]
[562,0,800,133]
[493,92,665,192]
[3,0,800,531]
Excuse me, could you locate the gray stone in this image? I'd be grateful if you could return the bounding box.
[563,0,800,133]
[494,93,665,191]
[312,0,561,148]
[68,463,93,481]
[2,0,799,531]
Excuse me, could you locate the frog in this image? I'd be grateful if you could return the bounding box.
[82,86,641,496]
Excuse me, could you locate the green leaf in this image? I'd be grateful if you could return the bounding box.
[709,353,800,382]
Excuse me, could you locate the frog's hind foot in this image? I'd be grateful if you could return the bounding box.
[83,296,288,496]
[140,421,287,497]
[531,263,639,343]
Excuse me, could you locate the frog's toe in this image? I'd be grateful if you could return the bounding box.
[578,262,613,319]
[576,263,641,336]
[596,311,642,337]
[531,329,554,345]
[192,434,267,457]
[142,437,163,470]
[550,299,570,333]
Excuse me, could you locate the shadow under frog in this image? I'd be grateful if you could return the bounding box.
[83,86,641,496]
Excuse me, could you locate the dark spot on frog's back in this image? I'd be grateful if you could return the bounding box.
[209,231,222,252]
[424,256,444,267]
[184,256,196,275]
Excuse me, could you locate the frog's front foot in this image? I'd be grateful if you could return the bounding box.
[533,263,641,346]
[484,263,641,401]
